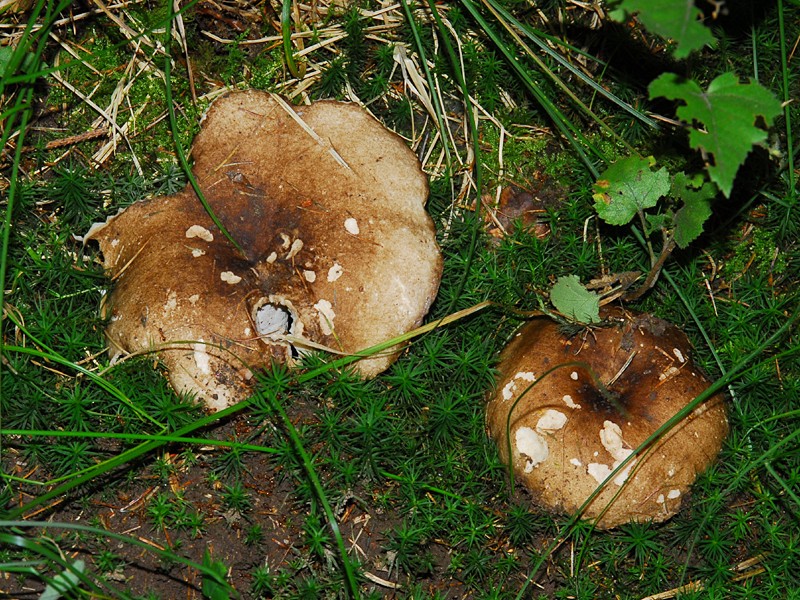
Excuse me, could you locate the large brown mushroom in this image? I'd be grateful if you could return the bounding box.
[86,90,442,411]
[486,309,728,529]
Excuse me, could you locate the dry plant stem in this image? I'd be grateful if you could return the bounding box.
[625,236,677,301]
[639,554,767,600]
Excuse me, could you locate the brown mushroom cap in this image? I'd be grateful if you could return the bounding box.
[486,310,728,529]
[86,90,442,411]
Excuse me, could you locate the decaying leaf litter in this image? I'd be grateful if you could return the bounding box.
[2,0,798,599]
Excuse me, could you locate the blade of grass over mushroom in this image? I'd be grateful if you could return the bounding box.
[499,356,633,497]
[458,0,603,175]
[299,300,491,380]
[268,93,350,169]
[163,0,244,257]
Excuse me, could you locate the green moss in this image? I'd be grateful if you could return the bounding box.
[248,50,284,90]
[723,226,787,280]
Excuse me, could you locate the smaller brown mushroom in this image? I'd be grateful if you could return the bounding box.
[486,309,728,529]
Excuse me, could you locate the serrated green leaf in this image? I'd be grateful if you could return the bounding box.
[649,72,782,197]
[671,172,716,248]
[612,0,715,58]
[550,275,600,324]
[592,156,670,225]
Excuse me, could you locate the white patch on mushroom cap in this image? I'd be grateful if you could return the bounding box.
[303,270,316,283]
[659,365,680,381]
[344,217,360,235]
[594,420,636,486]
[286,238,303,260]
[220,271,242,284]
[536,409,567,432]
[657,493,665,504]
[163,290,178,314]
[188,294,200,305]
[587,462,613,484]
[673,347,686,362]
[611,461,635,486]
[570,457,583,467]
[193,342,211,375]
[667,489,681,500]
[570,371,579,380]
[563,394,581,409]
[191,248,206,258]
[185,225,214,242]
[600,421,630,462]
[111,238,120,247]
[515,426,549,472]
[266,252,278,263]
[327,263,344,282]
[501,372,535,402]
[314,299,336,335]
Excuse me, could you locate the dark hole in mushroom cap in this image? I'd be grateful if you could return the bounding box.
[578,382,629,418]
[255,303,293,337]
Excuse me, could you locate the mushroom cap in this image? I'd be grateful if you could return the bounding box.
[87,91,442,411]
[486,309,728,529]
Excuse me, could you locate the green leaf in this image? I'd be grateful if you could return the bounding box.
[40,559,85,600]
[0,45,37,79]
[550,275,600,324]
[201,550,234,600]
[0,47,12,78]
[592,156,670,225]
[645,212,670,236]
[649,72,782,197]
[610,0,715,58]
[671,172,717,249]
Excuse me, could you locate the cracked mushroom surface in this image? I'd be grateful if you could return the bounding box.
[86,90,442,411]
[486,309,728,529]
